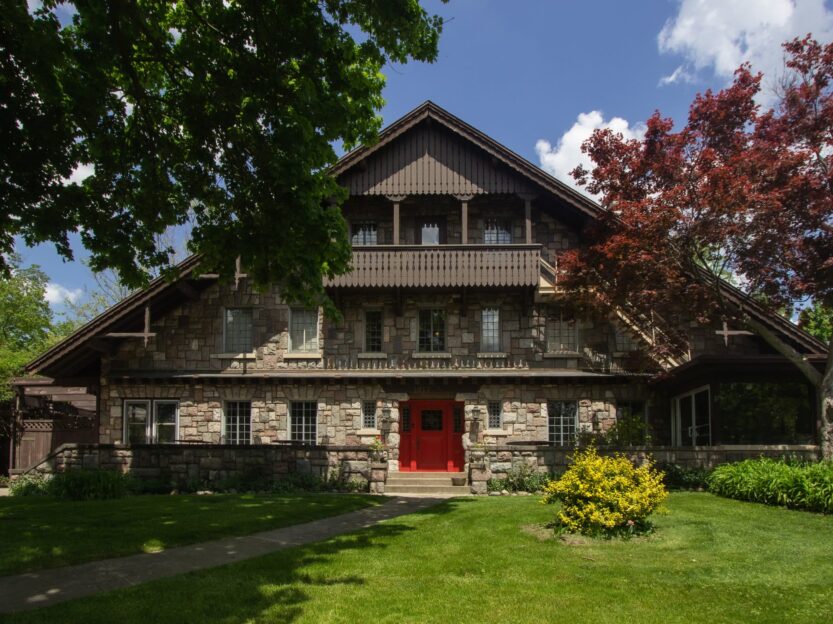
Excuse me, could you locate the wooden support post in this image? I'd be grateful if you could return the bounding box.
[143,305,151,347]
[454,195,473,244]
[386,195,406,245]
[519,193,536,244]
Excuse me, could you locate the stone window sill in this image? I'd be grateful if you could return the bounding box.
[284,352,323,360]
[357,352,388,360]
[412,352,453,359]
[543,352,580,358]
[484,428,509,436]
[357,428,381,436]
[211,352,257,360]
[477,352,507,359]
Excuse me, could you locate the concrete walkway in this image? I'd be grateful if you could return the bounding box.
[0,496,444,614]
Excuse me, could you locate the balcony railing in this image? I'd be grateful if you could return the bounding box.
[325,244,541,289]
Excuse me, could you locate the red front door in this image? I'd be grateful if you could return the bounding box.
[399,400,464,472]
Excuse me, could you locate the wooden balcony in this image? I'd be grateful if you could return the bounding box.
[325,244,541,289]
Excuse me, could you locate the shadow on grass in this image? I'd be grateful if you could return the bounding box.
[15,497,473,624]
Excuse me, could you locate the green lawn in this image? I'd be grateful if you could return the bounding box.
[0,492,380,576]
[5,492,833,623]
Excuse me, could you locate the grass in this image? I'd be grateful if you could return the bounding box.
[0,492,380,576]
[5,492,833,623]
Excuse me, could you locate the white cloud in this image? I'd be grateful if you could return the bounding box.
[659,65,695,86]
[658,0,833,96]
[45,283,83,306]
[535,111,646,195]
[62,163,94,186]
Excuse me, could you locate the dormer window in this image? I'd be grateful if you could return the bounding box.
[224,308,253,352]
[351,222,378,245]
[484,218,512,244]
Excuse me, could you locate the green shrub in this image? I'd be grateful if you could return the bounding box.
[9,473,51,497]
[542,447,668,537]
[270,470,368,494]
[707,458,833,513]
[656,462,711,490]
[487,464,555,493]
[0,474,10,488]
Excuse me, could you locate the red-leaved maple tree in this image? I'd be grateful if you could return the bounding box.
[567,36,833,457]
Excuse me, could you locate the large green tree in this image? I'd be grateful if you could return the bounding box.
[0,257,73,401]
[2,0,444,307]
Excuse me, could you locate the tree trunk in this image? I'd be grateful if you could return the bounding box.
[741,315,831,459]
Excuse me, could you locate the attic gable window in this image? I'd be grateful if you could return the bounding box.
[224,308,253,353]
[483,218,512,244]
[351,221,378,245]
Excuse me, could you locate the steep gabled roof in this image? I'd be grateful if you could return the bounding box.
[332,101,605,218]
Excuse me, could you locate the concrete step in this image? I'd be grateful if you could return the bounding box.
[386,477,457,486]
[388,472,466,480]
[385,484,470,495]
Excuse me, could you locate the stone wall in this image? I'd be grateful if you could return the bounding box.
[467,444,821,494]
[22,442,389,493]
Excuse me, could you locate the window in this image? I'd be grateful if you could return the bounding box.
[546,307,578,353]
[483,218,512,244]
[289,308,319,352]
[351,221,378,245]
[224,401,251,445]
[124,400,180,444]
[401,406,412,433]
[487,401,502,429]
[365,310,383,352]
[715,381,814,444]
[418,309,446,352]
[548,400,578,446]
[614,324,640,352]
[224,308,253,352]
[419,219,444,244]
[481,308,501,352]
[453,406,464,433]
[362,400,377,429]
[672,387,710,446]
[614,400,648,445]
[421,410,443,431]
[291,401,317,443]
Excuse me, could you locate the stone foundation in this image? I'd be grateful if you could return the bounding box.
[468,444,820,494]
[18,443,388,493]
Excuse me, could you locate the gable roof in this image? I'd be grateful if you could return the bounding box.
[23,102,827,379]
[333,101,605,218]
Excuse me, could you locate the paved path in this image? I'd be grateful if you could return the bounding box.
[0,496,443,614]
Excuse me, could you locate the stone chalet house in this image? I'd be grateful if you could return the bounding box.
[11,102,827,494]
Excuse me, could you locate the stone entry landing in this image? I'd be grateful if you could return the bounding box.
[385,471,470,496]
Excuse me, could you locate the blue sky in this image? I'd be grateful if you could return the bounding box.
[20,0,833,313]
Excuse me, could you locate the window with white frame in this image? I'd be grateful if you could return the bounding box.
[224,401,251,445]
[614,324,641,352]
[546,307,578,353]
[418,309,446,352]
[364,310,383,352]
[291,401,317,443]
[483,218,512,244]
[362,400,377,429]
[672,387,711,447]
[351,221,378,245]
[548,400,578,446]
[124,400,180,444]
[224,308,253,352]
[289,308,319,352]
[487,401,502,429]
[481,308,501,352]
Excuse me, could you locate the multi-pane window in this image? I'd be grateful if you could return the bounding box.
[453,406,464,433]
[483,218,512,244]
[351,222,378,245]
[124,400,180,444]
[401,406,412,433]
[224,308,253,352]
[546,307,578,353]
[362,400,377,429]
[291,401,317,443]
[487,400,502,429]
[614,325,640,352]
[548,400,578,446]
[418,309,446,352]
[289,308,319,352]
[365,310,383,352]
[224,401,251,445]
[481,308,500,352]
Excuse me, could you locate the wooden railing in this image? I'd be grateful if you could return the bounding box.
[325,244,541,288]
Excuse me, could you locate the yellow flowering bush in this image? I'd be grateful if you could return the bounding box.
[542,447,667,537]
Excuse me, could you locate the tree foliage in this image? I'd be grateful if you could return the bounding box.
[798,303,833,344]
[0,256,74,401]
[567,36,833,455]
[2,0,444,308]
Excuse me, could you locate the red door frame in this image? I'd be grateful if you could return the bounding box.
[399,400,464,472]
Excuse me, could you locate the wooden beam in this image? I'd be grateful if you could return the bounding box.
[519,193,536,244]
[386,195,406,245]
[101,333,158,338]
[175,280,200,300]
[454,195,474,244]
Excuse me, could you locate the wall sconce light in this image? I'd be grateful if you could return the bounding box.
[471,407,481,422]
[381,408,391,424]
